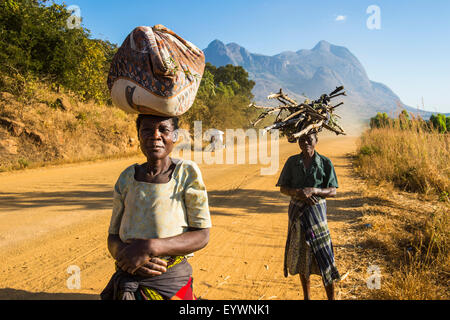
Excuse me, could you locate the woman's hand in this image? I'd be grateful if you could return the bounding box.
[281,186,317,205]
[294,188,319,205]
[280,186,337,205]
[110,229,209,275]
[116,239,160,275]
[296,187,316,199]
[133,257,168,277]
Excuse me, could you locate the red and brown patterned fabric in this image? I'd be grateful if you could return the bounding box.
[108,25,205,116]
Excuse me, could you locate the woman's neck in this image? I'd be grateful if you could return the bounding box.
[146,157,171,175]
[302,149,315,159]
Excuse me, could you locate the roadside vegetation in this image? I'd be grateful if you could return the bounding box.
[355,111,449,299]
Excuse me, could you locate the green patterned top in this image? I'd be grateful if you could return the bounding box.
[108,160,212,244]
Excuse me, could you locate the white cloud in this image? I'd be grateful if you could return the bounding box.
[335,15,347,22]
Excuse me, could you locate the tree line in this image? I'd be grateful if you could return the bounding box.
[370,110,450,133]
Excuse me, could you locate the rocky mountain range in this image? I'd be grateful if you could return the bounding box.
[204,40,436,131]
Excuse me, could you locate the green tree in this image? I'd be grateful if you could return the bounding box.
[196,69,216,99]
[183,63,258,129]
[205,63,255,99]
[370,112,390,128]
[430,114,447,133]
[0,0,116,103]
[399,109,412,130]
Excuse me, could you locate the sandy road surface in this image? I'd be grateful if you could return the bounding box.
[0,136,365,300]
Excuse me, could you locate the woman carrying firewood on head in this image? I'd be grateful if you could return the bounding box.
[277,131,340,300]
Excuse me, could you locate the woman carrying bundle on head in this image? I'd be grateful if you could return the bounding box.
[277,131,341,300]
[101,25,210,300]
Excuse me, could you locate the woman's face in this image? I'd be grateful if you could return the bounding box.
[138,117,177,161]
[298,134,317,154]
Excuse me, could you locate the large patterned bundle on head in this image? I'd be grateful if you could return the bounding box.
[108,25,205,116]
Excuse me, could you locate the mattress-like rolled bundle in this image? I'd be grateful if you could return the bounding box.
[108,25,205,116]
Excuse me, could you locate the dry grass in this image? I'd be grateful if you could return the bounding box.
[354,120,449,300]
[0,82,139,171]
[356,119,449,197]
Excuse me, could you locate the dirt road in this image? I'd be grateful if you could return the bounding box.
[0,136,368,300]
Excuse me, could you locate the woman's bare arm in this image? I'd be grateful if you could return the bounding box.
[313,187,337,198]
[108,234,168,276]
[144,228,210,257]
[107,234,128,260]
[280,186,299,198]
[114,228,210,275]
[280,186,337,205]
[280,186,336,199]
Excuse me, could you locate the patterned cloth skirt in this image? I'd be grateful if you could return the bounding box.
[109,256,197,300]
[284,211,321,277]
[139,276,196,300]
[284,199,340,287]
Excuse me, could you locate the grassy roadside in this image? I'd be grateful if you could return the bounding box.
[353,120,449,299]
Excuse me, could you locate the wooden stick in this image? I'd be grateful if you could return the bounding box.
[305,110,327,120]
[282,108,306,122]
[331,102,344,110]
[248,103,278,110]
[322,123,346,135]
[252,109,280,126]
[293,121,324,138]
[280,96,298,106]
[268,89,298,106]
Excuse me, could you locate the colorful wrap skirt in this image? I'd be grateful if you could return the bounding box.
[284,199,341,287]
[101,256,196,300]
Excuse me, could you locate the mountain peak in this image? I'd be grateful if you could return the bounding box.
[203,39,409,122]
[313,40,331,52]
[207,39,226,49]
[204,40,237,66]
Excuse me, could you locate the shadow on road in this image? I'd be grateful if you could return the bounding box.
[208,188,288,217]
[0,288,99,300]
[0,186,289,216]
[0,184,113,212]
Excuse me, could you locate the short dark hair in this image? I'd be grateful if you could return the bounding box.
[136,114,179,136]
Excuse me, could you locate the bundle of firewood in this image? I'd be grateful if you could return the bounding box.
[249,86,347,142]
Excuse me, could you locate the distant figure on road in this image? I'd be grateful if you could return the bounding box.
[204,129,225,152]
[277,131,340,300]
[101,114,212,300]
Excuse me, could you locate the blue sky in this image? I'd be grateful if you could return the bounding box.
[57,0,450,113]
